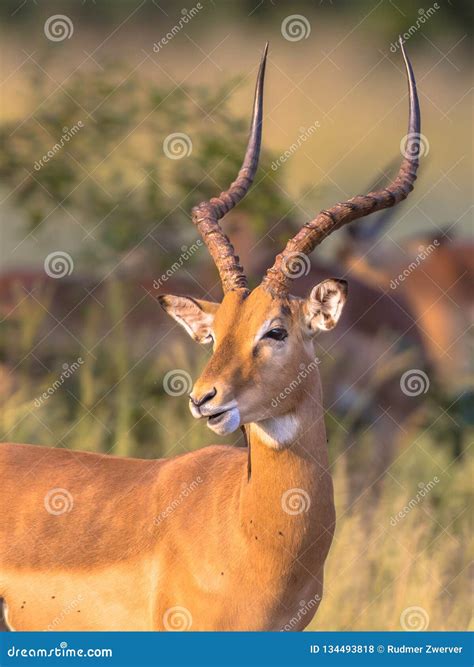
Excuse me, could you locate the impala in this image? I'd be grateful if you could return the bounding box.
[0,40,420,631]
[339,232,473,396]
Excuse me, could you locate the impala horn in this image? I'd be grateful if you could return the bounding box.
[262,38,421,295]
[191,43,268,294]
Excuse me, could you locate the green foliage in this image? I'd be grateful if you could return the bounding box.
[1,0,471,39]
[0,61,294,272]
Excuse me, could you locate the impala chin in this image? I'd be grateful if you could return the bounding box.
[206,407,241,435]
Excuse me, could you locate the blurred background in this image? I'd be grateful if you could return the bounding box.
[0,0,472,631]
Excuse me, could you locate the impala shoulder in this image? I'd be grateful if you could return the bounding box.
[167,444,246,472]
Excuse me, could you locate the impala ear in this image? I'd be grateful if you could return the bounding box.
[158,295,219,344]
[302,279,348,334]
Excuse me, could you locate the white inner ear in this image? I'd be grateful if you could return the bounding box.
[305,279,347,332]
[161,296,216,344]
[175,312,213,343]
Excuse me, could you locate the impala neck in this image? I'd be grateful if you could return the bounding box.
[240,375,332,547]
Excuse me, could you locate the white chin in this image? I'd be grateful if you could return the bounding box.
[206,408,241,435]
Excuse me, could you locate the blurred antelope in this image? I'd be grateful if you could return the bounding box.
[0,41,420,631]
[340,227,473,393]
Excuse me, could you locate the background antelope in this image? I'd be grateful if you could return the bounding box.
[0,40,421,631]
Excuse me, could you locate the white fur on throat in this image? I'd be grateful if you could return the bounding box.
[250,413,301,450]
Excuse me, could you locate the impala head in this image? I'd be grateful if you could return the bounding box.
[159,279,347,435]
[159,39,420,437]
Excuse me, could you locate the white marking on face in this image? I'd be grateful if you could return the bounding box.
[250,413,300,450]
[253,318,283,344]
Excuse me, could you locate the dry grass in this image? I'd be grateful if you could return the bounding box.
[312,439,472,631]
[1,289,471,631]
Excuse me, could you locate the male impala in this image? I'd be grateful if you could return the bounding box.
[0,41,420,631]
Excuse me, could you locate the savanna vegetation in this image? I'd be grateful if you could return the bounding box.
[1,0,472,631]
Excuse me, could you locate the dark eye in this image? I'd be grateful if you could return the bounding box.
[263,328,288,342]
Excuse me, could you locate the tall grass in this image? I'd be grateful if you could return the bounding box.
[0,281,233,457]
[0,282,471,631]
[311,437,472,631]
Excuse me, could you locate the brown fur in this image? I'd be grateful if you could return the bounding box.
[0,284,344,631]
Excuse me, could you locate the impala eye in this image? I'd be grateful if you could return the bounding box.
[263,327,288,342]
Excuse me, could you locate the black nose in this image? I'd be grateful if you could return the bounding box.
[189,387,217,408]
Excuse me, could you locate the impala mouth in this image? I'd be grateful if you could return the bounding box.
[206,407,241,435]
[207,410,227,424]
